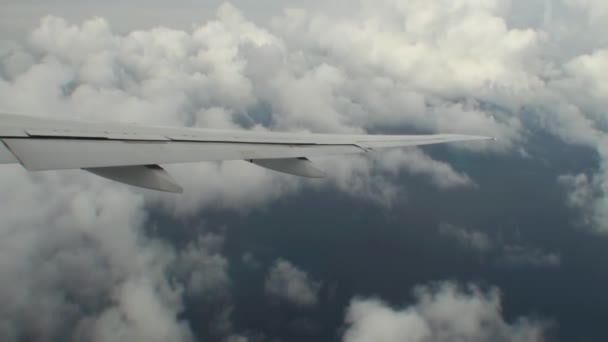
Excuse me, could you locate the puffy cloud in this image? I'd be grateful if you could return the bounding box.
[272,1,535,142]
[343,282,548,342]
[172,233,231,298]
[314,156,401,206]
[559,163,608,233]
[153,161,301,216]
[0,164,242,342]
[0,167,194,342]
[558,173,594,210]
[264,259,321,308]
[312,148,474,207]
[554,47,608,233]
[375,148,474,189]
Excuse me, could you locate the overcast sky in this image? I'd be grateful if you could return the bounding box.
[1,0,608,341]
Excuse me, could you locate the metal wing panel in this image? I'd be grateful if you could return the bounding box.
[2,138,363,171]
[0,142,18,164]
[0,125,27,138]
[0,113,494,144]
[164,131,316,144]
[25,128,170,141]
[1,113,322,144]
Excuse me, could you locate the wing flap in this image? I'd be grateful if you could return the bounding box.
[250,158,325,178]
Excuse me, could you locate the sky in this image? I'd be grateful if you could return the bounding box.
[0,0,607,341]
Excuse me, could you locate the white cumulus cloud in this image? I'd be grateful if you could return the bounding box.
[343,282,548,342]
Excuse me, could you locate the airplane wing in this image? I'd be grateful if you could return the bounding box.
[0,113,494,193]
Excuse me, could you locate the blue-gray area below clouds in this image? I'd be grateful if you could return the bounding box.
[149,130,606,342]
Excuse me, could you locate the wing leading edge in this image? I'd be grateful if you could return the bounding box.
[0,113,494,192]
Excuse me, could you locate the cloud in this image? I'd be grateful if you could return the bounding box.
[241,252,262,270]
[0,167,195,342]
[439,223,494,252]
[375,148,475,189]
[172,233,231,298]
[314,155,402,206]
[439,223,561,268]
[264,259,321,308]
[343,282,549,342]
[0,166,236,342]
[558,173,594,209]
[499,246,561,268]
[225,335,249,342]
[312,148,474,208]
[550,156,608,240]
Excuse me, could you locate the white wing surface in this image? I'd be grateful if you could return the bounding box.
[0,113,493,192]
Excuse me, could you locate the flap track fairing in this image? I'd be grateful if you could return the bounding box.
[249,157,325,178]
[84,164,183,193]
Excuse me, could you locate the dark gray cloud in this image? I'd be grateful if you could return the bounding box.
[439,223,494,253]
[265,259,321,308]
[439,223,561,268]
[499,245,561,268]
